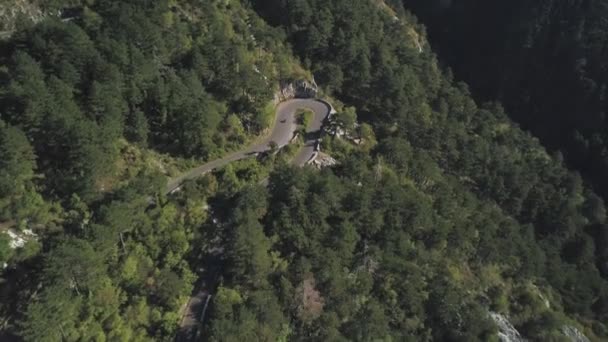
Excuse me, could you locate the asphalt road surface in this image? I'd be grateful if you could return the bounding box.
[165,98,331,194]
[173,98,331,340]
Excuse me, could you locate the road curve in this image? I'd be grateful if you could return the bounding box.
[165,98,331,194]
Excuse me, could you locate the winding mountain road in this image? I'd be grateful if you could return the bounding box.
[173,98,331,341]
[165,98,331,195]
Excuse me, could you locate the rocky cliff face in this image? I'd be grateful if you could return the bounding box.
[562,325,590,342]
[489,311,592,342]
[0,0,45,34]
[275,79,318,103]
[490,312,526,342]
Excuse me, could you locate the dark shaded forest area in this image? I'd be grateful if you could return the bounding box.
[404,0,608,201]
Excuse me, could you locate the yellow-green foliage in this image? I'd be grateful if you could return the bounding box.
[260,101,278,130]
[114,139,196,183]
[296,108,314,129]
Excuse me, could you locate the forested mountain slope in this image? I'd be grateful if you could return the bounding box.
[404,0,608,202]
[0,0,606,341]
[0,0,305,340]
[247,0,608,339]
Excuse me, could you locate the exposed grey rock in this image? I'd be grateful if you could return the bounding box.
[312,153,337,169]
[275,79,318,103]
[562,325,590,342]
[0,0,46,35]
[490,312,526,342]
[5,228,37,249]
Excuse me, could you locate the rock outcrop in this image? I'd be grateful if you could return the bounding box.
[311,152,337,169]
[561,325,590,342]
[5,228,37,249]
[0,0,45,36]
[490,312,526,342]
[275,79,318,103]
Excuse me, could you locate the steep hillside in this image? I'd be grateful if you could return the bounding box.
[245,0,608,340]
[0,0,607,341]
[404,0,608,203]
[0,0,307,339]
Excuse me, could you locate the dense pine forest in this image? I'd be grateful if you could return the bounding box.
[404,0,608,201]
[0,0,607,341]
